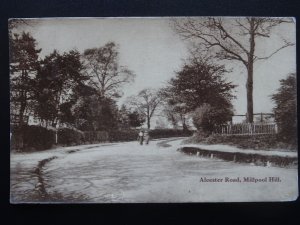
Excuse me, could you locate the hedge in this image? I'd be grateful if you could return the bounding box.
[11,126,193,152]
[149,129,193,139]
[58,128,85,146]
[11,125,55,151]
[108,129,138,142]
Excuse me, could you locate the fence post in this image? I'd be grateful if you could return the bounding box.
[213,122,277,136]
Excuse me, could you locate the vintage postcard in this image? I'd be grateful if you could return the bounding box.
[10,17,297,203]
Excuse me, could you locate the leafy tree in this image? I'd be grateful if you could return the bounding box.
[160,87,190,130]
[127,88,161,129]
[83,42,135,98]
[161,104,180,129]
[127,110,145,128]
[170,56,235,111]
[34,50,87,126]
[10,32,41,127]
[192,104,212,133]
[166,55,235,132]
[117,105,145,129]
[173,17,294,122]
[59,101,76,125]
[117,105,131,129]
[272,73,297,143]
[70,84,119,131]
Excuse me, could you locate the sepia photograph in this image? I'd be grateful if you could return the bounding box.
[9,17,297,203]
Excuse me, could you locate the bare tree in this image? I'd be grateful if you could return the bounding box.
[173,17,294,123]
[83,42,135,98]
[127,88,161,129]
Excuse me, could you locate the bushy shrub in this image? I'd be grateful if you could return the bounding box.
[83,131,109,143]
[19,125,55,151]
[192,104,213,133]
[10,126,194,152]
[58,128,85,146]
[193,103,233,134]
[185,133,297,151]
[108,129,139,142]
[149,129,193,139]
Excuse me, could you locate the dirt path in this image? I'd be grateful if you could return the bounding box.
[10,138,298,203]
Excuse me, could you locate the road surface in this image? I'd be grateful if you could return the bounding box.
[10,138,298,203]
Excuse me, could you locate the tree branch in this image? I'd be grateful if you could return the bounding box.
[255,41,294,61]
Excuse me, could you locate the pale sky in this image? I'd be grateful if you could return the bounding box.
[13,17,296,116]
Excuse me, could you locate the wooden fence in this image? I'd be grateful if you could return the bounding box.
[214,123,278,136]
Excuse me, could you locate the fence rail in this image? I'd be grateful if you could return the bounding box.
[214,123,278,136]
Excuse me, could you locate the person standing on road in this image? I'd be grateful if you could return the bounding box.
[144,130,150,145]
[138,130,144,145]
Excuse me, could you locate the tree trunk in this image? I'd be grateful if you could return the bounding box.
[147,117,150,129]
[181,114,188,131]
[18,90,26,150]
[18,70,27,128]
[246,19,255,123]
[18,100,26,128]
[182,122,188,131]
[246,64,254,123]
[147,106,151,129]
